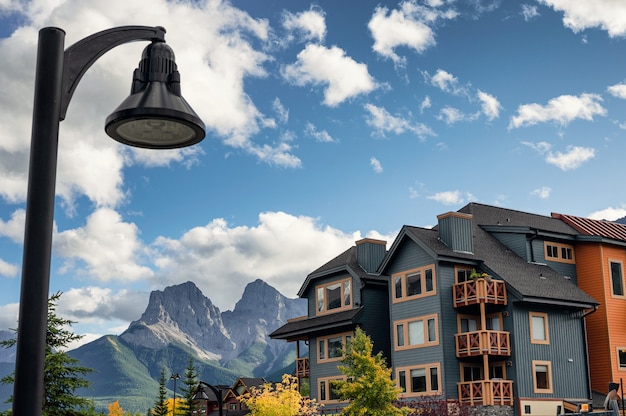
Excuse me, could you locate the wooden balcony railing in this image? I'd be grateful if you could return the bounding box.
[458,379,513,406]
[455,330,510,357]
[296,358,309,378]
[453,279,507,308]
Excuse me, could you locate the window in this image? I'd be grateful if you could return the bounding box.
[318,377,345,403]
[461,363,483,382]
[396,363,441,397]
[529,312,549,344]
[611,261,624,297]
[395,314,438,350]
[316,278,352,315]
[317,332,352,363]
[543,242,575,264]
[618,347,626,370]
[456,267,473,283]
[532,361,553,393]
[393,265,436,302]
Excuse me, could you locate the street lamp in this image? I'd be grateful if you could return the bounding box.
[13,26,205,416]
[193,382,224,416]
[170,373,181,415]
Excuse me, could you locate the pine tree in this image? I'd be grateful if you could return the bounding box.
[335,327,410,416]
[179,356,199,416]
[0,292,94,415]
[152,369,169,416]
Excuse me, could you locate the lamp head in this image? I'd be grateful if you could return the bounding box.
[105,40,205,149]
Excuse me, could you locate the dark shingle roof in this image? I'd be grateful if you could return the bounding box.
[269,307,364,340]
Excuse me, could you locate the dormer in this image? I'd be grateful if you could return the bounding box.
[437,212,474,254]
[355,238,387,273]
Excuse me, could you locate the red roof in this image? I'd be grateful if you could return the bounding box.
[552,213,626,242]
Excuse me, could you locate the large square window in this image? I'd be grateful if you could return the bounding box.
[392,264,436,302]
[396,363,441,397]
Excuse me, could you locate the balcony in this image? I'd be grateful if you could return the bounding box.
[455,330,510,357]
[296,358,309,378]
[453,279,507,308]
[458,379,513,406]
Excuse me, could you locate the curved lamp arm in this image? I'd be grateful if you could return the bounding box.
[60,25,166,119]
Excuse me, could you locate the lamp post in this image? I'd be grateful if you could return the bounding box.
[170,373,180,415]
[13,26,205,416]
[193,382,224,416]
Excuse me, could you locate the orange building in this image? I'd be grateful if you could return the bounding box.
[552,213,626,394]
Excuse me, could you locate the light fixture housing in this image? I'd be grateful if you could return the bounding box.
[105,40,205,149]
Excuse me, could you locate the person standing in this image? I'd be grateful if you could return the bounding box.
[605,382,621,416]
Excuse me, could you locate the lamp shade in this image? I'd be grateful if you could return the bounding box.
[105,41,205,149]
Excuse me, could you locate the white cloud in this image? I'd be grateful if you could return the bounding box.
[151,211,393,310]
[368,0,457,65]
[588,206,626,221]
[531,186,552,199]
[420,96,432,113]
[437,107,467,125]
[523,141,596,170]
[370,157,383,173]
[0,209,25,243]
[304,122,336,143]
[521,4,540,21]
[509,93,606,128]
[282,7,326,43]
[282,44,377,107]
[364,103,435,140]
[427,190,474,205]
[0,303,18,329]
[539,0,626,37]
[477,90,502,120]
[0,258,18,278]
[424,69,467,95]
[273,98,289,124]
[608,83,626,99]
[54,207,153,282]
[58,286,148,323]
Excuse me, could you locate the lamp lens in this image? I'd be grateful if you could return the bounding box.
[115,118,197,147]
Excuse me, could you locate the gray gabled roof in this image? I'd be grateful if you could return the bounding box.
[297,246,387,298]
[381,203,597,308]
[269,307,364,340]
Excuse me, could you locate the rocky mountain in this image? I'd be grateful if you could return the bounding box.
[0,279,306,413]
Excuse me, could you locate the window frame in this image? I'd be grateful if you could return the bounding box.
[455,266,473,283]
[318,376,346,404]
[543,241,575,264]
[394,314,439,351]
[618,347,626,371]
[396,363,442,397]
[392,264,437,303]
[610,260,625,298]
[315,277,352,316]
[529,311,550,345]
[317,332,352,363]
[532,360,553,393]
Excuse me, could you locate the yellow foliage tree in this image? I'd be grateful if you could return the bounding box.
[107,400,125,416]
[239,374,321,416]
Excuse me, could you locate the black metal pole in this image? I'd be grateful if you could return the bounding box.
[13,27,65,416]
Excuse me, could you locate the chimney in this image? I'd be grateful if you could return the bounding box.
[355,238,387,273]
[437,212,473,254]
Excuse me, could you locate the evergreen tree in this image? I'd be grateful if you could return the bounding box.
[335,327,410,416]
[152,369,169,416]
[179,356,199,416]
[0,292,94,415]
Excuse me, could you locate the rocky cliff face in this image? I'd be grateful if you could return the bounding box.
[120,280,306,371]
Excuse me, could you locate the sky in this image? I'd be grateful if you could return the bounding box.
[1,0,626,348]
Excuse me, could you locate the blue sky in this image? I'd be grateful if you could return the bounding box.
[1,0,626,347]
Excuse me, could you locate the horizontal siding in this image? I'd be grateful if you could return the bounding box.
[576,243,612,393]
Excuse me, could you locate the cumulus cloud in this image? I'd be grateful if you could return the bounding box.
[522,141,596,170]
[424,69,468,96]
[420,96,432,113]
[370,157,383,173]
[427,190,474,206]
[54,207,153,282]
[588,206,626,221]
[521,4,540,21]
[0,258,18,278]
[509,93,606,128]
[58,286,148,323]
[364,103,435,140]
[539,0,626,37]
[0,303,18,329]
[282,44,377,107]
[368,0,457,65]
[437,107,475,125]
[477,90,502,120]
[305,122,336,143]
[0,209,25,243]
[151,211,393,310]
[608,83,626,99]
[282,7,326,43]
[531,186,552,199]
